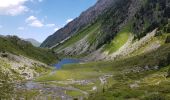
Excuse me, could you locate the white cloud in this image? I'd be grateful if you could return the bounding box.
[26,16,44,28]
[0,0,28,16]
[18,27,25,30]
[46,24,55,27]
[26,16,37,22]
[29,20,43,27]
[66,18,73,23]
[30,0,43,2]
[54,27,59,31]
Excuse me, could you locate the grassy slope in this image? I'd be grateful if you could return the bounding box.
[103,23,131,54]
[35,32,170,99]
[0,36,57,64]
[37,41,170,82]
[54,22,101,52]
[0,36,56,99]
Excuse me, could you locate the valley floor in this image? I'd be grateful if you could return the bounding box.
[16,43,170,100]
[1,33,170,100]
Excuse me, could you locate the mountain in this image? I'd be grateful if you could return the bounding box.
[40,0,116,48]
[25,38,41,47]
[0,35,58,99]
[1,0,170,99]
[42,0,169,59]
[0,35,57,64]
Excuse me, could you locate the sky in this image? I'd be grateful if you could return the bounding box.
[0,0,97,42]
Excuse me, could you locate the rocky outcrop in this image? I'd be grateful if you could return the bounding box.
[84,29,161,61]
[56,34,90,55]
[0,52,50,80]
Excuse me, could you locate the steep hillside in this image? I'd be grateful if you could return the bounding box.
[0,36,57,99]
[0,36,57,64]
[42,0,169,60]
[40,0,116,48]
[35,33,170,99]
[0,35,57,81]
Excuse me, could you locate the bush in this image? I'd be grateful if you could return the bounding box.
[0,71,14,99]
[143,93,166,100]
[167,68,170,78]
[165,36,170,43]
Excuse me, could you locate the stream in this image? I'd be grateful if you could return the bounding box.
[15,58,84,100]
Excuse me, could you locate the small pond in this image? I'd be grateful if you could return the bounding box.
[54,58,80,69]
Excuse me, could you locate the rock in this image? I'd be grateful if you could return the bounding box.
[0,52,49,80]
[92,86,97,91]
[154,66,159,70]
[144,65,150,70]
[130,83,139,88]
[1,53,8,58]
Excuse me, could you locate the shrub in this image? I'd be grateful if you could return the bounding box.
[0,71,14,99]
[167,68,170,78]
[143,93,166,100]
[165,36,170,43]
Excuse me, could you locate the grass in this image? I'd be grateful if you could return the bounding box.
[66,90,84,97]
[54,22,101,52]
[15,90,39,100]
[35,38,170,99]
[130,33,168,57]
[87,23,101,45]
[104,24,131,54]
[88,66,170,100]
[35,67,104,81]
[37,42,170,82]
[0,36,57,64]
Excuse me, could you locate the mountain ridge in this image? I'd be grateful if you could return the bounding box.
[40,0,116,48]
[45,0,169,60]
[1,0,170,99]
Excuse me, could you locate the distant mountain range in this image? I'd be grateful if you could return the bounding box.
[25,38,41,47]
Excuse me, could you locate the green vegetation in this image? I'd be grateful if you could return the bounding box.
[133,0,168,39]
[14,90,39,100]
[66,90,84,97]
[87,23,101,45]
[167,67,170,77]
[36,65,105,81]
[0,1,169,99]
[104,24,131,54]
[88,66,170,100]
[0,36,57,64]
[54,22,101,52]
[35,33,170,99]
[0,70,14,99]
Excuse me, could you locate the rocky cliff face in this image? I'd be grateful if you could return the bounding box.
[40,0,116,48]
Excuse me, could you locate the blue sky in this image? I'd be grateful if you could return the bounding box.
[0,0,97,42]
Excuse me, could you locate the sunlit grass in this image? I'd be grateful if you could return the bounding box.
[104,24,131,54]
